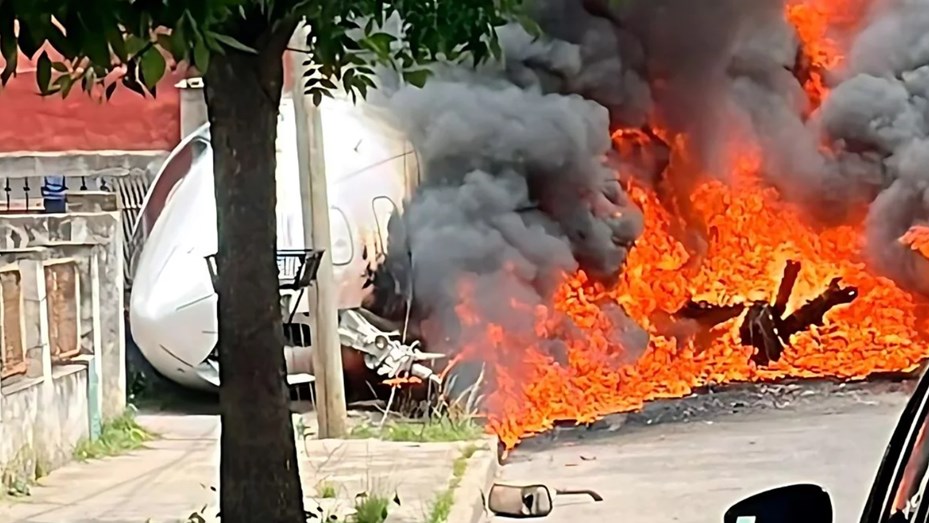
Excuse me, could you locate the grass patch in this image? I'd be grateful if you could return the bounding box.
[352,492,393,523]
[317,480,338,498]
[349,417,482,443]
[424,444,480,523]
[72,408,154,461]
[354,362,489,444]
[426,489,455,523]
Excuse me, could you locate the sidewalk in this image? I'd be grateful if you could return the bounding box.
[0,412,498,523]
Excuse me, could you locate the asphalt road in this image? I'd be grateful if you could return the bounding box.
[492,383,911,523]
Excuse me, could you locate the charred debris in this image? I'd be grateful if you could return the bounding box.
[668,260,859,367]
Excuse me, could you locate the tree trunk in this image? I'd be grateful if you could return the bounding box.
[203,32,305,523]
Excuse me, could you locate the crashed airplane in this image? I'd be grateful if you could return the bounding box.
[127,92,442,393]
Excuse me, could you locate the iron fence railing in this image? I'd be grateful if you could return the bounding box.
[0,172,155,292]
[0,175,123,212]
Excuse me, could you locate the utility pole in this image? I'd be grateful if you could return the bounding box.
[288,27,348,438]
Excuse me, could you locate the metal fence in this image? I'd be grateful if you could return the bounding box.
[0,171,156,292]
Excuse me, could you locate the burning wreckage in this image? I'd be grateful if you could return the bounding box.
[351,0,929,451]
[664,260,859,367]
[130,0,929,446]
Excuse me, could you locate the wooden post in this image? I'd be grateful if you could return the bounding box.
[288,27,348,438]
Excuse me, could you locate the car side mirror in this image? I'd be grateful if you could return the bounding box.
[487,483,553,518]
[724,484,832,523]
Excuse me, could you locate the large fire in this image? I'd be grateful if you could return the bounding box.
[443,0,929,451]
[785,0,870,108]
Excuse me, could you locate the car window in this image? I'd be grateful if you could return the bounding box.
[860,372,929,523]
[890,416,929,521]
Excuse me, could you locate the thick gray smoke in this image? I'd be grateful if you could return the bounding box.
[716,0,929,293]
[830,0,929,294]
[368,0,929,367]
[369,17,647,360]
[724,0,929,296]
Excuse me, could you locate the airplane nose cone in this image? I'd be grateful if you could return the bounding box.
[129,248,218,376]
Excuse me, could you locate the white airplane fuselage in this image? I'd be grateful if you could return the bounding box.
[128,94,418,390]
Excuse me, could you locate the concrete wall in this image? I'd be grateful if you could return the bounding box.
[0,193,125,487]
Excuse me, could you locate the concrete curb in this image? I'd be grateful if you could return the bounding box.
[448,437,500,523]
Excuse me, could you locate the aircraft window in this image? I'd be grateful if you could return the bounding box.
[329,207,354,266]
[371,196,399,256]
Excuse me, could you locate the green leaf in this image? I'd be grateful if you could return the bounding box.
[312,90,322,106]
[105,82,118,100]
[58,75,74,98]
[343,69,355,90]
[0,19,18,85]
[345,52,366,66]
[36,52,52,95]
[364,32,394,58]
[193,40,211,74]
[105,25,128,62]
[360,74,376,88]
[516,15,542,39]
[122,75,146,97]
[202,32,225,55]
[81,67,97,92]
[156,34,173,54]
[125,36,149,56]
[51,62,69,73]
[488,36,502,61]
[139,48,166,91]
[168,23,188,59]
[46,24,77,59]
[208,32,257,54]
[402,68,430,88]
[16,22,41,58]
[82,29,111,68]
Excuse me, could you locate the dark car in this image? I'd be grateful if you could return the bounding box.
[725,371,929,523]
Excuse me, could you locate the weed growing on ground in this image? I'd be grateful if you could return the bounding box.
[73,407,154,461]
[424,444,480,523]
[426,488,455,523]
[317,480,338,498]
[350,491,393,523]
[2,477,30,498]
[350,415,482,442]
[351,368,487,442]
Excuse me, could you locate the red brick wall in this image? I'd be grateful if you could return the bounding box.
[0,52,183,153]
[0,51,296,154]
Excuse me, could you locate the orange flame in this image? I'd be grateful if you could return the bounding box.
[441,1,924,451]
[901,225,929,261]
[785,0,872,108]
[383,376,423,387]
[451,140,928,449]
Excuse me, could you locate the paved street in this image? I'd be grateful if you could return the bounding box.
[493,386,910,523]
